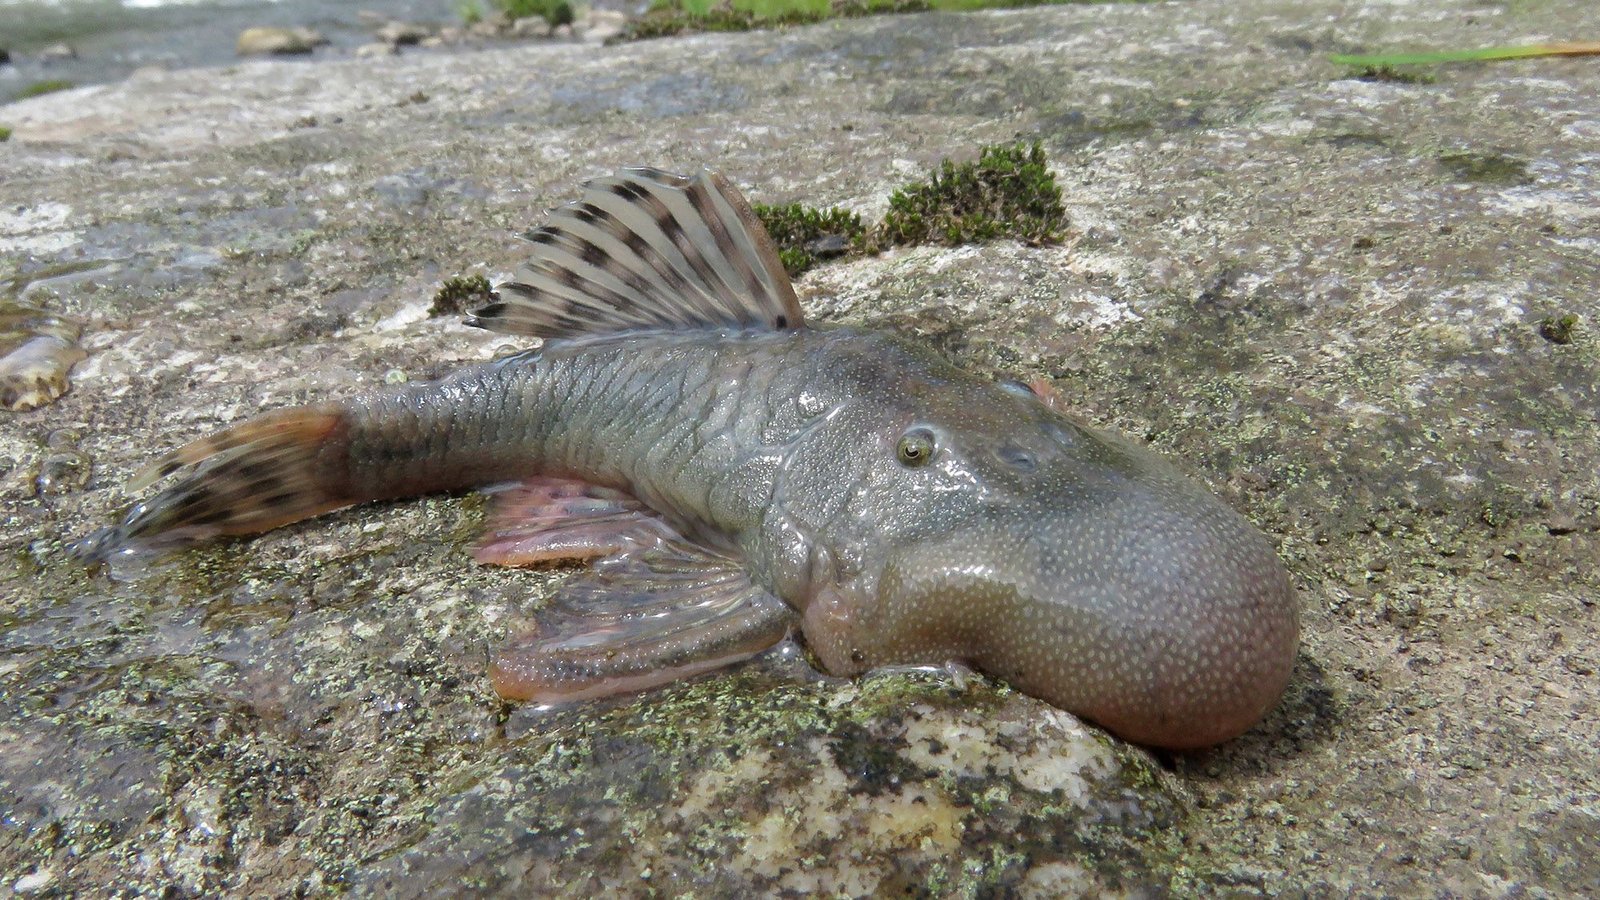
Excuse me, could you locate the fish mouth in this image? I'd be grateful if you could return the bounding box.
[869,503,1300,750]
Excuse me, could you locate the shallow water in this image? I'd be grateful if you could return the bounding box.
[0,0,465,101]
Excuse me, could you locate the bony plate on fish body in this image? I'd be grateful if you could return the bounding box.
[74,167,1299,750]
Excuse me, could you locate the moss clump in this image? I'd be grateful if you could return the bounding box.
[495,0,574,27]
[620,0,1151,40]
[753,202,867,276]
[430,274,494,317]
[1436,150,1531,186]
[747,141,1069,277]
[1538,313,1578,345]
[0,126,11,142]
[877,141,1067,247]
[16,79,75,100]
[623,0,931,40]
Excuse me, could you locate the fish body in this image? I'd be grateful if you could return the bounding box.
[76,168,1298,749]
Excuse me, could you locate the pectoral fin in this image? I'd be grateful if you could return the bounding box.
[491,540,795,704]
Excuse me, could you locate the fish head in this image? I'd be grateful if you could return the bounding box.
[799,379,1299,749]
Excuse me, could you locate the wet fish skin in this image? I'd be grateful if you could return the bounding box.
[75,167,1298,749]
[723,329,1297,750]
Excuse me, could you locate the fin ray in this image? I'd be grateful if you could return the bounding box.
[470,168,803,340]
[472,477,675,566]
[483,479,797,703]
[71,405,353,563]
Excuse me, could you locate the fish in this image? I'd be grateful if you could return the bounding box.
[72,167,1299,749]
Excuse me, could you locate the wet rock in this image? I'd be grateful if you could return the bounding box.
[12,869,55,894]
[577,10,627,44]
[353,673,1181,895]
[234,26,326,57]
[34,429,91,496]
[1,0,1598,896]
[376,22,431,46]
[37,43,76,63]
[356,42,398,59]
[467,12,513,38]
[510,16,554,38]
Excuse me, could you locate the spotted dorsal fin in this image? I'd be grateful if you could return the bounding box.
[469,168,804,339]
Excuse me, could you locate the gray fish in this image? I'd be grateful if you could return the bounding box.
[74,168,1298,749]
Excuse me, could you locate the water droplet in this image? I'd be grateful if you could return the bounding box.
[35,450,91,496]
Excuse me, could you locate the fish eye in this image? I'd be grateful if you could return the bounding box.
[896,428,936,468]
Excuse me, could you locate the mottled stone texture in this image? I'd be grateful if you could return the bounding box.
[2,0,1597,894]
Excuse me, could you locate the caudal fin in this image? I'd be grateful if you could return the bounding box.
[71,405,355,563]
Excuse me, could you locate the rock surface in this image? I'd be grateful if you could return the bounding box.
[2,0,1598,894]
[235,25,328,57]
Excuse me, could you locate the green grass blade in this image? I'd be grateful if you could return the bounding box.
[1330,42,1600,67]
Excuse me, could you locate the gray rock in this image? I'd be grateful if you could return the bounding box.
[36,42,76,63]
[376,22,432,46]
[578,9,628,44]
[468,12,513,38]
[356,41,399,59]
[235,26,327,56]
[1,0,1597,895]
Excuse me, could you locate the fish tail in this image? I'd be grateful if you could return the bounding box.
[73,404,358,562]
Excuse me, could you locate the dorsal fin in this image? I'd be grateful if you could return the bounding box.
[469,167,805,339]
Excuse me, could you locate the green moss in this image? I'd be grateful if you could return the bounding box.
[622,0,1160,39]
[1538,313,1578,345]
[16,79,75,100]
[1436,150,1531,185]
[0,126,11,142]
[494,0,574,27]
[752,202,867,276]
[430,273,494,317]
[876,141,1067,247]
[748,142,1068,278]
[624,0,929,39]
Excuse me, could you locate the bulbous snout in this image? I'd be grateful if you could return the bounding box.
[870,483,1299,750]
